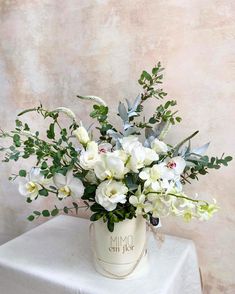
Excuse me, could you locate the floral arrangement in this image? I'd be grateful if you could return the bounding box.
[0,62,232,232]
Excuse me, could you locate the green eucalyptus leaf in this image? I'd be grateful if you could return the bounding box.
[39,189,49,196]
[27,215,35,221]
[107,220,114,232]
[42,210,50,217]
[51,208,59,216]
[33,211,41,216]
[19,170,27,177]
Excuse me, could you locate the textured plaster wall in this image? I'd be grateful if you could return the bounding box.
[0,0,235,293]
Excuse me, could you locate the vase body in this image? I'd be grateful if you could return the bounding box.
[91,216,148,279]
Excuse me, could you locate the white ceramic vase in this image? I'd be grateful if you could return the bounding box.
[91,216,148,279]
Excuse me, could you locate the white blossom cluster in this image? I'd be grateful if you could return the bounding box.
[19,126,217,222]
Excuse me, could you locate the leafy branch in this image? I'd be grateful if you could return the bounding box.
[27,201,89,221]
[90,105,115,141]
[181,154,233,184]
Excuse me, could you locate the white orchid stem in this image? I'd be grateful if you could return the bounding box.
[167,193,208,205]
[146,191,208,205]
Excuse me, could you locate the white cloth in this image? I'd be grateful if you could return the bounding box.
[0,216,202,294]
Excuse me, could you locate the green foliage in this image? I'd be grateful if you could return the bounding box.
[0,105,81,181]
[133,63,182,140]
[182,155,233,184]
[0,62,233,231]
[51,208,59,216]
[47,123,55,139]
[90,202,136,232]
[138,62,167,101]
[33,211,41,216]
[90,105,114,140]
[42,210,50,217]
[148,100,181,125]
[27,215,35,221]
[19,170,27,177]
[81,184,97,201]
[39,188,49,196]
[27,201,89,222]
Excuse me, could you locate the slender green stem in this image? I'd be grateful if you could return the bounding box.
[146,190,208,205]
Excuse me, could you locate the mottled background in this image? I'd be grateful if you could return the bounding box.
[0,0,235,293]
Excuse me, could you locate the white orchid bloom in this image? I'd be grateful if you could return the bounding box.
[94,153,128,180]
[120,135,142,154]
[196,200,218,221]
[79,141,99,170]
[53,170,84,200]
[182,209,195,222]
[129,186,146,215]
[98,143,112,154]
[18,167,45,200]
[144,198,169,218]
[73,126,90,145]
[164,156,186,180]
[151,138,168,154]
[139,163,166,190]
[95,180,128,211]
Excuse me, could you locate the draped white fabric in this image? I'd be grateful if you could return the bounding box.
[0,216,202,294]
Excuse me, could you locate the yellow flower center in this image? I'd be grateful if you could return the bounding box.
[59,185,71,197]
[109,188,117,197]
[26,181,37,193]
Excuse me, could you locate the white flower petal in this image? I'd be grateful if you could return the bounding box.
[29,187,39,200]
[151,138,168,154]
[69,178,85,199]
[53,173,67,188]
[129,195,138,206]
[95,180,128,211]
[139,169,150,180]
[66,169,74,185]
[29,167,44,183]
[18,180,29,196]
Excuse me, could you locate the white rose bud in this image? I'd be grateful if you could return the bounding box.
[74,126,90,145]
[151,138,168,154]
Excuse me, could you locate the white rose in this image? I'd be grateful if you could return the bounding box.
[144,147,159,165]
[127,146,146,173]
[120,135,142,154]
[94,153,127,180]
[151,138,168,154]
[79,141,99,170]
[74,126,90,145]
[95,180,128,211]
[113,149,129,164]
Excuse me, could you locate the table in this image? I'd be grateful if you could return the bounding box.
[0,215,202,294]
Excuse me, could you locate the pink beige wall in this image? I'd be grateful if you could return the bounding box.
[0,1,235,293]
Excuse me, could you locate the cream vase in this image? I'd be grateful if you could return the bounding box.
[91,216,148,279]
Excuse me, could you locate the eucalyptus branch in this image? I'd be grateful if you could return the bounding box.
[27,202,89,222]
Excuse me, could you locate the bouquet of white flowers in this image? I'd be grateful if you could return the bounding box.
[0,62,232,232]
